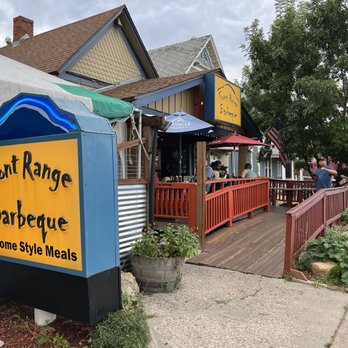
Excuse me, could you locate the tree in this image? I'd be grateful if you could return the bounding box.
[242,0,348,165]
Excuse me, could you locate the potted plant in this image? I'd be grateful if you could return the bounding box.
[131,223,199,293]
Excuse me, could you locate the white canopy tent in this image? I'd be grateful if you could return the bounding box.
[0,54,133,122]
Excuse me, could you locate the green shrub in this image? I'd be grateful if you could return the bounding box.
[92,294,150,348]
[296,225,348,285]
[52,334,70,348]
[328,265,343,286]
[341,209,348,225]
[131,223,199,258]
[131,233,159,258]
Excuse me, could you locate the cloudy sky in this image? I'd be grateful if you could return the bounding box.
[0,0,276,81]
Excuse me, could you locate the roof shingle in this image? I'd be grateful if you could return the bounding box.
[102,69,216,100]
[0,6,123,74]
[149,35,211,77]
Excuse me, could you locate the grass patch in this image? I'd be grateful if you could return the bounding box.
[283,273,293,282]
[215,299,231,305]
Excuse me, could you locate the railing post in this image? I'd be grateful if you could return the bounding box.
[196,142,206,249]
[188,184,197,230]
[287,181,294,207]
[284,213,295,273]
[270,179,276,206]
[226,188,234,227]
[265,179,270,212]
[323,191,327,230]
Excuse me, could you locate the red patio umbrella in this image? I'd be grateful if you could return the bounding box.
[207,132,269,148]
[207,133,269,177]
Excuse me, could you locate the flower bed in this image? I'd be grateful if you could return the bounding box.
[0,302,92,347]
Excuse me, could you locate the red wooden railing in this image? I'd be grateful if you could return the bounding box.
[270,179,316,206]
[205,178,269,234]
[284,186,348,275]
[154,178,270,235]
[154,182,197,229]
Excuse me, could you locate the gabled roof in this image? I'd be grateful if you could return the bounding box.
[0,7,122,73]
[0,6,157,79]
[102,70,213,101]
[149,35,223,77]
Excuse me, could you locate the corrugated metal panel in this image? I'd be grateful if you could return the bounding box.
[118,184,147,270]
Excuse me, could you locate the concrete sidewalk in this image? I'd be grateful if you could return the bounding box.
[144,264,348,348]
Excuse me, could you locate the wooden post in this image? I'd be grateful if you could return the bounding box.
[188,184,197,230]
[286,181,293,207]
[284,213,295,273]
[226,188,233,227]
[323,191,327,231]
[238,146,248,177]
[196,142,206,250]
[148,128,158,224]
[265,179,270,212]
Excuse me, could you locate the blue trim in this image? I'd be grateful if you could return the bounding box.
[77,134,87,275]
[59,71,107,89]
[0,94,79,134]
[132,76,204,107]
[59,7,157,82]
[58,9,123,75]
[0,132,77,147]
[203,73,215,121]
[120,9,158,78]
[111,133,120,265]
[118,26,147,80]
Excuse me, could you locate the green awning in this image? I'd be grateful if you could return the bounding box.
[57,84,133,122]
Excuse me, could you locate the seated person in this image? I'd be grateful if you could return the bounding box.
[219,165,228,179]
[241,163,257,178]
[211,161,221,180]
[335,161,348,186]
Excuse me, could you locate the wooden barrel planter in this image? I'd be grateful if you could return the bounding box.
[131,255,185,293]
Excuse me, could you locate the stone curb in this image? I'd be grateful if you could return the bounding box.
[290,277,348,293]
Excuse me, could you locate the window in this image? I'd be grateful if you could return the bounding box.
[276,161,282,178]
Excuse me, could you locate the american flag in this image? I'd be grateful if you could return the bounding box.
[265,127,288,167]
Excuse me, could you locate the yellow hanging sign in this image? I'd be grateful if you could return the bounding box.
[215,75,241,126]
[0,138,82,271]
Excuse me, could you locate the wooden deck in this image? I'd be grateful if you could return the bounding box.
[188,206,288,278]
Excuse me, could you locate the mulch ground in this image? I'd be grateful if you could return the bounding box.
[0,302,93,348]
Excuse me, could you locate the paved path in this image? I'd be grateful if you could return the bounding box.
[332,309,348,348]
[144,264,348,348]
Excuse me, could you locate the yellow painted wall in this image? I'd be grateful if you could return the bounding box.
[70,26,141,84]
[147,89,195,115]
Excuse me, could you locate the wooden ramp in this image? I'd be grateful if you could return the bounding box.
[188,206,288,278]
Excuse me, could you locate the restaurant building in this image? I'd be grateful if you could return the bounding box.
[0,5,262,263]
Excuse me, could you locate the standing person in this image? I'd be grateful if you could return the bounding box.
[241,163,257,178]
[335,161,348,187]
[206,160,214,193]
[315,157,337,190]
[165,150,180,177]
